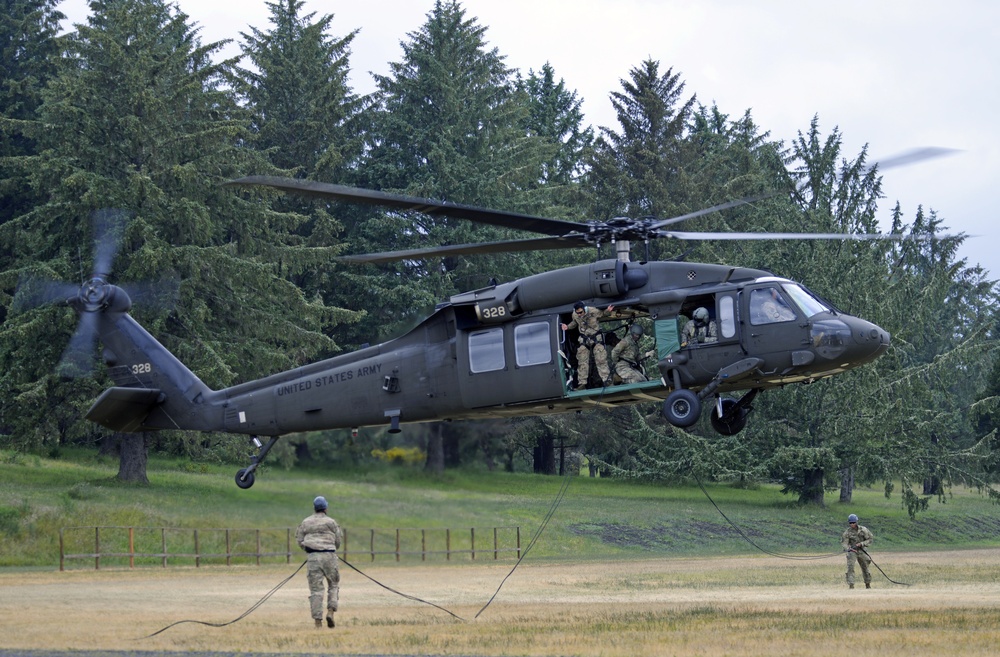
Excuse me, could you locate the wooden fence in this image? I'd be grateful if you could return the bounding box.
[58,525,521,571]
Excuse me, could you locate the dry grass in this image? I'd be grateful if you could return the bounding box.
[2,549,1000,656]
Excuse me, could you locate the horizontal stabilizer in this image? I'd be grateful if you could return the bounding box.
[86,387,163,432]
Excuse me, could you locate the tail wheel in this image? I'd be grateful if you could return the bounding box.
[235,468,255,489]
[662,389,701,427]
[710,398,748,436]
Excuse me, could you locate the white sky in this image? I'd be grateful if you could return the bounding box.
[58,0,1000,278]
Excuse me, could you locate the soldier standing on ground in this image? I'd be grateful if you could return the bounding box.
[296,496,342,627]
[841,513,874,589]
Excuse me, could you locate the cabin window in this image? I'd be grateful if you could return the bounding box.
[469,327,505,373]
[719,295,736,339]
[514,322,551,367]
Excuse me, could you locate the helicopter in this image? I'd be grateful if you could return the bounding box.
[62,174,901,489]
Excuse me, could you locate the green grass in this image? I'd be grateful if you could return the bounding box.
[2,446,999,568]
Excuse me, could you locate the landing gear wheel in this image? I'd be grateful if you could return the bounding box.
[662,389,701,427]
[710,398,748,436]
[235,468,255,489]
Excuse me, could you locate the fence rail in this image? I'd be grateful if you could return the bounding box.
[58,525,521,571]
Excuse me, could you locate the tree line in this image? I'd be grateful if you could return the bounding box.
[2,0,998,512]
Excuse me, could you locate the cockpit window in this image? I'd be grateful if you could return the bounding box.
[782,283,830,318]
[750,287,797,325]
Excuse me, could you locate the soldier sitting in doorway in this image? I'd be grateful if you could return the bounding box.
[680,307,717,347]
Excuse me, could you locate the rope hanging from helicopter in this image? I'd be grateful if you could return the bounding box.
[682,435,911,584]
[142,462,575,636]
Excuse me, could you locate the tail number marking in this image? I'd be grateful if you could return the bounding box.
[131,363,152,375]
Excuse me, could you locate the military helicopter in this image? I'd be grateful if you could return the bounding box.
[59,172,908,489]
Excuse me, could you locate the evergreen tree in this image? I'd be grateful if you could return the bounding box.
[361,0,549,284]
[0,0,357,479]
[236,0,367,373]
[587,59,698,255]
[518,63,593,190]
[0,0,65,235]
[238,0,365,181]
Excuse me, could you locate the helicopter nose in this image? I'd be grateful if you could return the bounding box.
[853,320,891,362]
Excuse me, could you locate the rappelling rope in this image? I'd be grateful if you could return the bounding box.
[142,560,308,638]
[337,555,466,620]
[693,466,911,584]
[474,464,574,618]
[143,467,572,635]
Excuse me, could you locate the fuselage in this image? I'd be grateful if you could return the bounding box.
[87,259,890,436]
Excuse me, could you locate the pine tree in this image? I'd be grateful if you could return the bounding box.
[0,0,358,479]
[238,0,365,180]
[588,60,697,239]
[0,0,65,234]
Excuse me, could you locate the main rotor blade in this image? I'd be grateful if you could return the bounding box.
[868,147,960,172]
[338,236,592,264]
[228,176,586,237]
[649,194,777,230]
[657,230,906,241]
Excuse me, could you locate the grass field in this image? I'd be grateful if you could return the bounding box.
[2,448,1000,655]
[1,550,999,656]
[4,447,1000,570]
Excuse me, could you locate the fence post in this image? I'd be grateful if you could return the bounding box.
[161,528,167,568]
[341,528,347,561]
[446,528,451,561]
[369,529,374,562]
[421,529,426,562]
[517,526,521,559]
[59,528,65,572]
[195,529,200,568]
[256,529,261,566]
[286,528,291,564]
[471,527,475,561]
[395,528,400,562]
[226,529,231,566]
[129,527,135,569]
[493,527,498,560]
[95,527,100,570]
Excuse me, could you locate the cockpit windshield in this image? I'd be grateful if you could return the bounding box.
[782,283,830,318]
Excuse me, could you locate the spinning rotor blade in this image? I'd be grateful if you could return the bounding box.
[649,194,777,230]
[657,230,905,241]
[57,310,100,378]
[229,144,955,264]
[11,279,79,313]
[90,208,129,279]
[227,176,586,237]
[868,147,960,172]
[339,235,591,264]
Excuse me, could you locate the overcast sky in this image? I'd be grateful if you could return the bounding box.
[58,0,1000,278]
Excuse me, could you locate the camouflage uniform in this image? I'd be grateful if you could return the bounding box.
[611,332,656,384]
[296,511,342,625]
[565,306,611,387]
[680,317,717,346]
[841,523,874,588]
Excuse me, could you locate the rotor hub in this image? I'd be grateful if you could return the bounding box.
[75,278,131,313]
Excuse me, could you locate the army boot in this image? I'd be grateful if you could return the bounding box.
[314,619,323,628]
[865,583,871,589]
[326,613,335,628]
[849,583,854,589]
